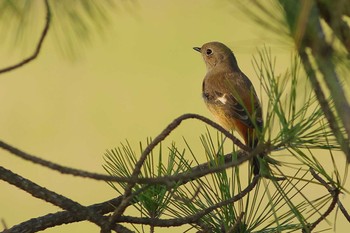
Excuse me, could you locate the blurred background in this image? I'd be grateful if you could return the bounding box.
[0,0,348,232]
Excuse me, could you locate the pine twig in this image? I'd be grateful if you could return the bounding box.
[0,165,111,231]
[304,168,341,232]
[0,0,51,74]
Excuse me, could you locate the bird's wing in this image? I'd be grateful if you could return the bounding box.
[226,72,263,129]
[203,71,263,129]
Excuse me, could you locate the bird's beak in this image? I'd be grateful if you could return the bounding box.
[193,47,201,53]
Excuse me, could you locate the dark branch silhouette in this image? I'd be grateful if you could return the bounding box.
[0,165,113,231]
[0,0,50,75]
[304,168,340,232]
[2,171,259,233]
[0,114,253,185]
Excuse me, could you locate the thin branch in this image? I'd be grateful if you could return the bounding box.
[1,151,253,232]
[0,111,261,232]
[304,168,340,232]
[110,176,259,227]
[303,195,338,233]
[0,138,253,186]
[337,200,350,222]
[0,165,111,231]
[2,195,128,233]
[1,174,258,232]
[309,167,333,192]
[0,0,51,74]
[107,113,250,230]
[0,139,120,181]
[0,114,249,184]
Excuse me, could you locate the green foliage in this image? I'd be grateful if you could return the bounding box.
[253,48,340,151]
[103,133,344,232]
[103,139,191,220]
[239,0,350,162]
[102,48,347,232]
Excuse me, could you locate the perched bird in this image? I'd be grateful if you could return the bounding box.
[193,41,263,175]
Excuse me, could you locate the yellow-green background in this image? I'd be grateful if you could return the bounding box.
[0,1,348,232]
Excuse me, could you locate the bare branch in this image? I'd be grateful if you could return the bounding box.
[6,168,260,233]
[0,165,111,231]
[0,147,253,232]
[337,200,350,222]
[0,114,250,185]
[0,0,51,74]
[0,138,252,186]
[304,168,340,232]
[2,191,146,233]
[107,177,258,227]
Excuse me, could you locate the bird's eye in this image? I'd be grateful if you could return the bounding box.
[206,49,213,55]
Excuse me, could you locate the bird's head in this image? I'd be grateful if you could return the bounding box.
[193,41,238,71]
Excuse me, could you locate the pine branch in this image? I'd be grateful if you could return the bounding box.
[0,165,111,231]
[303,168,341,232]
[0,0,50,74]
[1,196,130,233]
[0,114,252,185]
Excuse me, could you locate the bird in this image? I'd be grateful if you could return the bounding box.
[193,41,263,175]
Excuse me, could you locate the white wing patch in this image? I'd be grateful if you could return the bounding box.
[216,94,227,104]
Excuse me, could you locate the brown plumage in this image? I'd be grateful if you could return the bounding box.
[194,41,263,174]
